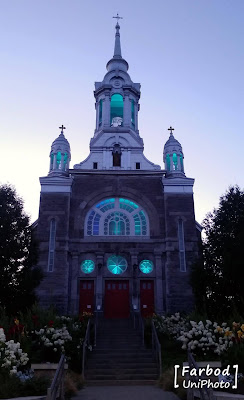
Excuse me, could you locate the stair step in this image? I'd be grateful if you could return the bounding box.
[85,374,159,380]
[86,379,157,386]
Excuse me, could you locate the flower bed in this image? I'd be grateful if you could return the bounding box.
[0,305,92,398]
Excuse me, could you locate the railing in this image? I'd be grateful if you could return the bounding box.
[151,319,162,378]
[46,354,65,400]
[131,310,144,345]
[82,318,91,380]
[187,350,214,400]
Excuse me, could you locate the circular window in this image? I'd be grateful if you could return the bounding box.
[139,260,154,274]
[81,260,95,274]
[107,255,127,275]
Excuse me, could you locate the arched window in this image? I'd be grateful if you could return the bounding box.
[112,144,121,167]
[56,151,62,169]
[48,219,56,272]
[180,154,184,172]
[85,198,149,237]
[173,153,178,170]
[110,94,123,126]
[64,152,68,170]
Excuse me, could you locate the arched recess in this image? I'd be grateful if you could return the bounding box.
[85,197,149,237]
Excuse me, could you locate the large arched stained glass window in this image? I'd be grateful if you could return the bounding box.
[110,94,123,125]
[107,255,127,274]
[86,198,149,237]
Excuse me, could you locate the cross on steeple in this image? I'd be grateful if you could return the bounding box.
[168,126,174,135]
[113,13,123,24]
[59,125,66,135]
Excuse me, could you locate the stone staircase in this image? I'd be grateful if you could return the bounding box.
[85,318,158,385]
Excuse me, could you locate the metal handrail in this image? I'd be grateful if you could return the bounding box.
[82,318,91,380]
[131,310,144,345]
[151,319,162,378]
[46,354,65,400]
[187,350,214,400]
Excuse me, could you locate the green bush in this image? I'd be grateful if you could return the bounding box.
[0,374,50,399]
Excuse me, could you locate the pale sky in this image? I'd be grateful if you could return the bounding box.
[1,0,243,224]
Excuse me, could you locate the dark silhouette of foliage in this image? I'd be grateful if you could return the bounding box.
[191,186,244,319]
[0,184,42,315]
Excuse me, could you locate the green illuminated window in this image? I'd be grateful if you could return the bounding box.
[96,198,115,213]
[64,152,68,170]
[99,99,103,125]
[131,99,135,127]
[173,153,178,170]
[107,255,127,275]
[81,260,95,274]
[104,212,130,235]
[110,94,123,124]
[139,260,154,274]
[56,151,61,169]
[166,154,170,171]
[119,198,138,213]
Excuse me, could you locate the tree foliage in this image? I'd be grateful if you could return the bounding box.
[191,186,244,319]
[0,184,42,315]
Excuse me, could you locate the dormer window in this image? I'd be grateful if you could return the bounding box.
[112,144,121,167]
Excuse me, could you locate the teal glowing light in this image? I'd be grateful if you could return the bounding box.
[56,151,61,168]
[139,260,154,274]
[173,153,178,170]
[81,260,95,274]
[107,255,127,275]
[119,198,138,213]
[110,94,123,124]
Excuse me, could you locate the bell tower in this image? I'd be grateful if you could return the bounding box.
[74,16,160,171]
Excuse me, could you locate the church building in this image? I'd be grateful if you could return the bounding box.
[36,19,200,317]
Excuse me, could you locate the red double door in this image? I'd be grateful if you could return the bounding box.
[104,280,130,319]
[79,280,94,314]
[140,280,155,317]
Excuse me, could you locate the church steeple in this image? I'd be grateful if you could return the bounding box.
[49,125,71,176]
[163,127,185,176]
[114,21,122,58]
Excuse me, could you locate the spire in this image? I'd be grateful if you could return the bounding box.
[114,22,122,58]
[163,127,185,176]
[106,14,128,72]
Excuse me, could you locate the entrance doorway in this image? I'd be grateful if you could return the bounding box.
[140,280,154,317]
[104,280,129,319]
[79,280,94,314]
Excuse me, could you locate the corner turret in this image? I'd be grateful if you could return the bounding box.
[49,125,71,176]
[163,127,185,177]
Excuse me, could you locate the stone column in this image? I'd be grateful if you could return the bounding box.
[123,94,130,127]
[95,101,99,130]
[155,252,164,314]
[104,92,110,127]
[69,253,79,315]
[96,254,104,314]
[130,252,139,311]
[135,101,139,131]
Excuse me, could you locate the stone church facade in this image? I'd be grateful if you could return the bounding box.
[36,21,200,316]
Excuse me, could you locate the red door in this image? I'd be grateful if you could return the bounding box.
[104,280,129,319]
[79,280,94,314]
[140,280,154,317]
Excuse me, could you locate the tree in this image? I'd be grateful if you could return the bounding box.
[191,186,244,319]
[0,184,42,315]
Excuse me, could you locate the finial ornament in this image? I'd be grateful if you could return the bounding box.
[168,126,174,135]
[59,125,66,135]
[113,13,123,24]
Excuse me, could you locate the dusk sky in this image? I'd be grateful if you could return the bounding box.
[1,0,243,225]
